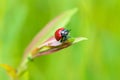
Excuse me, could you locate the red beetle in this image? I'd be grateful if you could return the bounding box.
[55,28,70,42]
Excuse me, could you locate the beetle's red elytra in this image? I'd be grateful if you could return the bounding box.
[55,28,70,42]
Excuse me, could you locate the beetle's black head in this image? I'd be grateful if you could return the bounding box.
[61,29,70,37]
[60,29,71,42]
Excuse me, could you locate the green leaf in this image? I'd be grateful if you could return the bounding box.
[18,8,78,78]
[24,8,78,55]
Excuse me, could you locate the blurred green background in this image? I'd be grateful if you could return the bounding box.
[0,0,120,80]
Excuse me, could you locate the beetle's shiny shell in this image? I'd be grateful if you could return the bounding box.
[55,28,64,41]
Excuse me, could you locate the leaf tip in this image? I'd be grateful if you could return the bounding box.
[69,8,78,16]
[73,37,88,44]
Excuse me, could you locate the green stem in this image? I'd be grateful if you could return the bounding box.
[17,54,32,78]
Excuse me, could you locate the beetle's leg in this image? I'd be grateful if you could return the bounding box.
[60,37,64,42]
[61,36,67,42]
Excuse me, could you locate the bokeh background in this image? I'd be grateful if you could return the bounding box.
[0,0,120,80]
